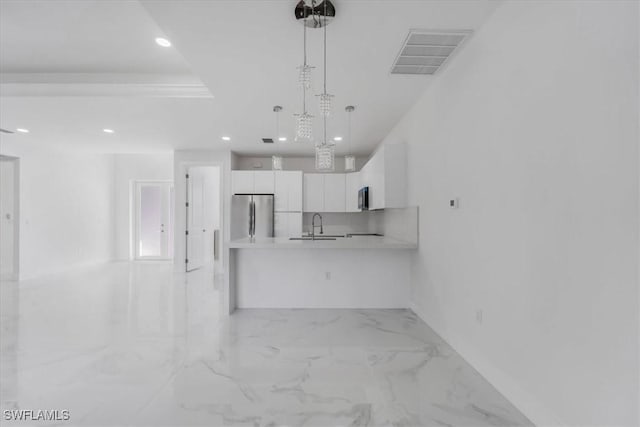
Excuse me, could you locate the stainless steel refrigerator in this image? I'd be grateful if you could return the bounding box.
[231,194,274,239]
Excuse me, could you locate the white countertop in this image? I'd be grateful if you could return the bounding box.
[228,235,417,249]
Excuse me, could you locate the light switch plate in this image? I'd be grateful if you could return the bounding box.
[449,198,459,209]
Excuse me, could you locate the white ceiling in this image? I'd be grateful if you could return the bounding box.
[0,0,499,156]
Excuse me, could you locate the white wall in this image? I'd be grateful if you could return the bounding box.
[379,1,639,425]
[113,153,173,260]
[234,156,368,173]
[0,157,18,279]
[0,141,114,280]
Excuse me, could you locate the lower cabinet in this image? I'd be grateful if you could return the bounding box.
[274,212,303,238]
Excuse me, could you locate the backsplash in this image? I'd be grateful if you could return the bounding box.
[301,207,418,244]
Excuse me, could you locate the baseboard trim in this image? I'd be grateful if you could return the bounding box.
[410,302,567,427]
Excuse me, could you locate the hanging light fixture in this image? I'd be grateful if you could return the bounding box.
[344,106,356,171]
[314,1,335,171]
[316,1,333,116]
[294,9,314,143]
[272,155,283,170]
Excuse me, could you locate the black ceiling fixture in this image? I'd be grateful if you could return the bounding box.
[294,0,335,28]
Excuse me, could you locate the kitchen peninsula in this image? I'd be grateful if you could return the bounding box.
[225,144,418,312]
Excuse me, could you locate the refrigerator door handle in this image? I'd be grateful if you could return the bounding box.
[250,200,256,237]
[248,200,253,237]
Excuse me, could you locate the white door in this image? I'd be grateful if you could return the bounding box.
[0,158,17,280]
[186,170,205,271]
[136,182,174,260]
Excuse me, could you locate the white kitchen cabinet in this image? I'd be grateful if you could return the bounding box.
[345,172,361,212]
[303,173,348,212]
[323,174,346,212]
[274,212,302,238]
[357,144,406,210]
[253,171,275,194]
[274,171,302,212]
[232,171,274,194]
[303,174,324,212]
[231,171,254,194]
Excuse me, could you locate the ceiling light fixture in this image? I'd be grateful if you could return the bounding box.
[103,128,114,133]
[16,128,29,133]
[344,106,356,171]
[314,0,335,171]
[155,37,171,47]
[279,137,287,142]
[333,136,342,141]
[294,8,314,143]
[272,156,283,170]
[221,136,231,141]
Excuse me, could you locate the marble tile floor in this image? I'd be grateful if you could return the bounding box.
[0,262,532,427]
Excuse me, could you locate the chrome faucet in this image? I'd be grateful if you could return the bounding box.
[311,213,323,240]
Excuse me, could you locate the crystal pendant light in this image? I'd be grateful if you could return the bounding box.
[314,1,334,171]
[272,155,283,170]
[315,143,335,171]
[316,1,333,116]
[344,105,356,171]
[295,14,314,143]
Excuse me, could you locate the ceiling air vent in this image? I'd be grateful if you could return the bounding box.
[391,30,472,75]
[262,138,274,144]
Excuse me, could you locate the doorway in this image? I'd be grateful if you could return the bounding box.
[135,181,174,260]
[186,166,220,272]
[0,155,19,280]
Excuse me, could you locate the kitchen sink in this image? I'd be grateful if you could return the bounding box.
[289,237,337,241]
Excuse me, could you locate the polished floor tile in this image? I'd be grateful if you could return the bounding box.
[0,262,531,426]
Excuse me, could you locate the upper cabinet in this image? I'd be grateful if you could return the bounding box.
[231,171,274,194]
[274,171,303,212]
[323,174,346,212]
[303,173,346,213]
[303,173,324,212]
[359,144,406,210]
[254,171,275,193]
[345,172,361,212]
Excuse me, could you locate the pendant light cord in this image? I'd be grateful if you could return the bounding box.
[322,1,327,144]
[302,19,307,114]
[348,109,352,155]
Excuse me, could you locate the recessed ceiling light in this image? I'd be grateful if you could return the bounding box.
[278,137,287,142]
[221,136,231,141]
[333,136,343,141]
[155,37,171,47]
[16,128,29,133]
[103,129,114,134]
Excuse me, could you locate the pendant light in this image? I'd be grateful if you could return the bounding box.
[314,1,335,171]
[316,1,333,116]
[344,105,355,171]
[294,12,314,143]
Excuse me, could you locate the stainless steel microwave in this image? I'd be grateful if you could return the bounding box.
[358,186,369,211]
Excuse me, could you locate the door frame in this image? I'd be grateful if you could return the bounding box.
[179,162,224,272]
[133,180,174,261]
[0,155,19,281]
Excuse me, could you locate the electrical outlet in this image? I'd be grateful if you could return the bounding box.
[449,198,460,209]
[325,272,331,280]
[476,309,483,324]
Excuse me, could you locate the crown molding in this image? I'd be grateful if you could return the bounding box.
[0,73,213,98]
